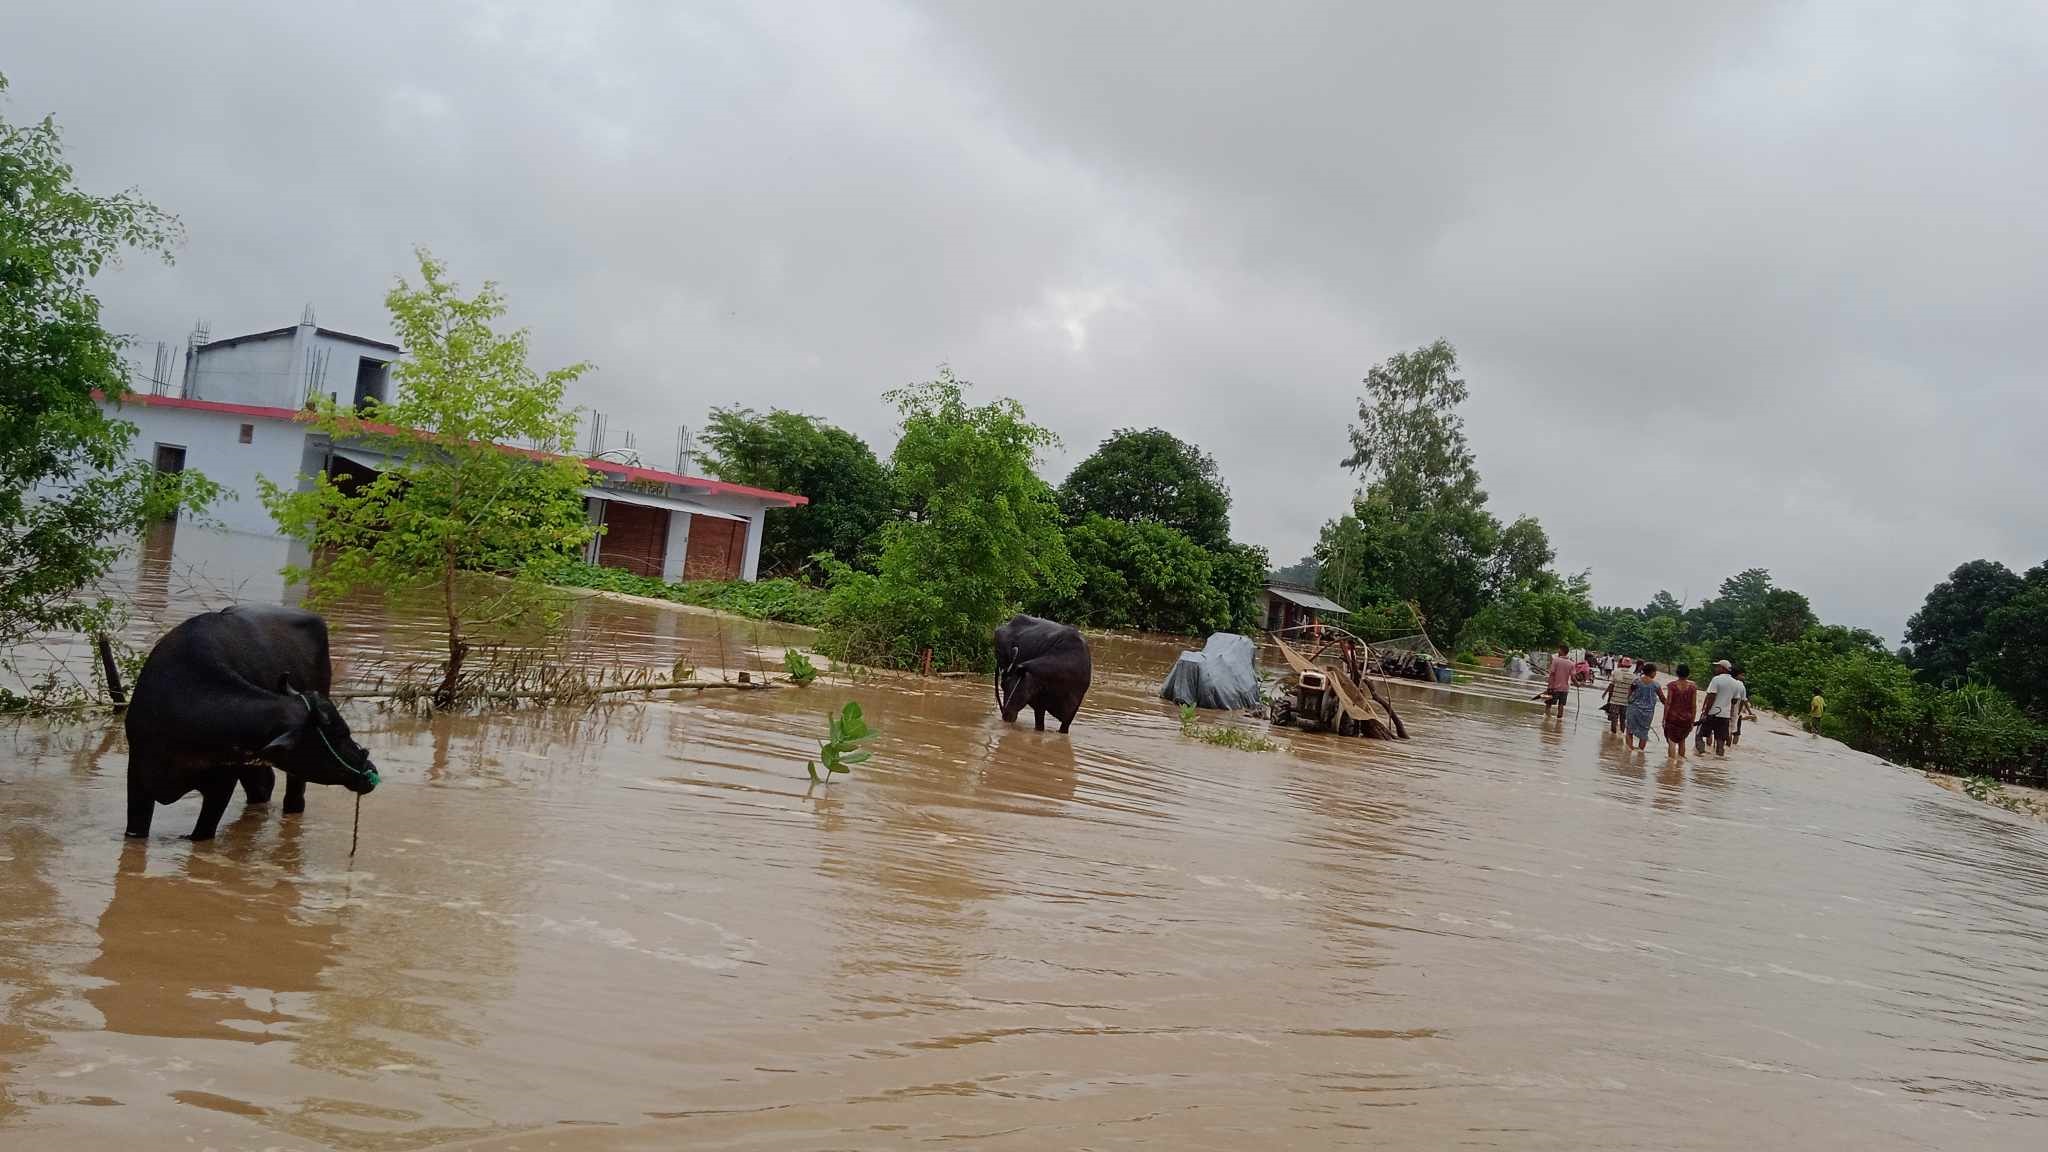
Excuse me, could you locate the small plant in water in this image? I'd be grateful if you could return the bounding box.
[783,648,818,686]
[807,701,874,783]
[1179,703,1278,753]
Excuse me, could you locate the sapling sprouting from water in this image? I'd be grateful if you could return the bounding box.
[807,701,873,783]
[1179,703,1278,752]
[783,648,818,686]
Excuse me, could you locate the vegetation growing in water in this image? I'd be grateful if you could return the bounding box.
[0,72,218,706]
[1179,703,1277,752]
[782,648,818,686]
[807,701,873,782]
[818,369,1075,671]
[263,249,595,709]
[544,558,827,626]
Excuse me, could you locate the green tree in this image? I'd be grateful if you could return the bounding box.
[1743,587,1818,645]
[1639,615,1686,664]
[1342,338,1483,509]
[699,406,890,573]
[1038,516,1226,634]
[0,73,216,687]
[1688,567,1773,640]
[1211,542,1271,634]
[1978,565,2048,714]
[1645,590,1685,618]
[1330,340,1503,645]
[1903,558,2024,686]
[1316,489,1496,645]
[1486,516,1554,598]
[1059,427,1231,547]
[1269,554,1319,586]
[262,249,595,707]
[819,369,1075,669]
[1461,571,1591,652]
[1036,516,1268,635]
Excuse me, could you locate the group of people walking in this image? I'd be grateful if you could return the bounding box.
[1542,644,1754,758]
[1599,651,1753,757]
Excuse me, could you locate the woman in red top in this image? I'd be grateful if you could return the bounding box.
[1663,663,1699,758]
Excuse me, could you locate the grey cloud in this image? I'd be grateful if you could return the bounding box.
[6,0,2042,639]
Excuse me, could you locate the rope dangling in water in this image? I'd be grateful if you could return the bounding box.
[351,793,362,857]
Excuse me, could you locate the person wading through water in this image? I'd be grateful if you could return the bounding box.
[1541,643,1574,720]
[1625,662,1665,751]
[1603,661,1632,733]
[1696,659,1740,757]
[1729,665,1754,746]
[1663,663,1698,759]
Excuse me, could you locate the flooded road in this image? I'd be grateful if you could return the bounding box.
[3,531,2046,1149]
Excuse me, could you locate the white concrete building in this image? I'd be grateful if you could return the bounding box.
[102,319,805,582]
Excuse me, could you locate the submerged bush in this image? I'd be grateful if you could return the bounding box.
[544,559,827,627]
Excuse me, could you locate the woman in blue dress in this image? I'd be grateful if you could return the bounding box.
[1625,662,1667,751]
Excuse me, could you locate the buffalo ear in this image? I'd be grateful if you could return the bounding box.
[261,723,303,757]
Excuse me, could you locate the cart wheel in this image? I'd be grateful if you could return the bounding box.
[1338,715,1358,737]
[1271,698,1295,727]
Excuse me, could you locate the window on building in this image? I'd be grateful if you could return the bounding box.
[238,423,254,444]
[151,444,186,523]
[353,358,390,412]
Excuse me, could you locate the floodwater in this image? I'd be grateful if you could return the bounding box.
[3,530,2046,1150]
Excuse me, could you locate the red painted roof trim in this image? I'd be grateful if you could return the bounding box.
[98,391,808,506]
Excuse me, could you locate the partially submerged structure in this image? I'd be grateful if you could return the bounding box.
[98,317,806,582]
[1261,582,1349,631]
[1266,624,1408,739]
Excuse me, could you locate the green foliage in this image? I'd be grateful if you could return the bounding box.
[1179,703,1277,752]
[0,72,216,671]
[1461,571,1592,652]
[545,558,827,626]
[699,406,891,573]
[1977,569,2048,714]
[1685,568,1773,641]
[1745,588,1818,645]
[819,369,1075,670]
[1342,338,1483,510]
[1060,427,1231,547]
[782,647,818,686]
[1486,516,1555,598]
[1269,555,1319,586]
[262,249,594,707]
[1320,342,1516,645]
[1210,541,1271,635]
[1904,559,2024,686]
[1645,590,1685,618]
[1034,515,1267,635]
[806,700,873,782]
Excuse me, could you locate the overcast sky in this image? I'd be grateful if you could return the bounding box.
[8,1,2044,640]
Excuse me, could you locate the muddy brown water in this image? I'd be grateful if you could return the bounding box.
[2,529,2046,1149]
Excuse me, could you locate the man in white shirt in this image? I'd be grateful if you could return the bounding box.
[1695,659,1739,756]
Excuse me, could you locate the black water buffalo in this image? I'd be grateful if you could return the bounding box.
[994,614,1092,733]
[124,605,378,840]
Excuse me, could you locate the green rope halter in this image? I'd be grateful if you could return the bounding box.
[300,692,380,787]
